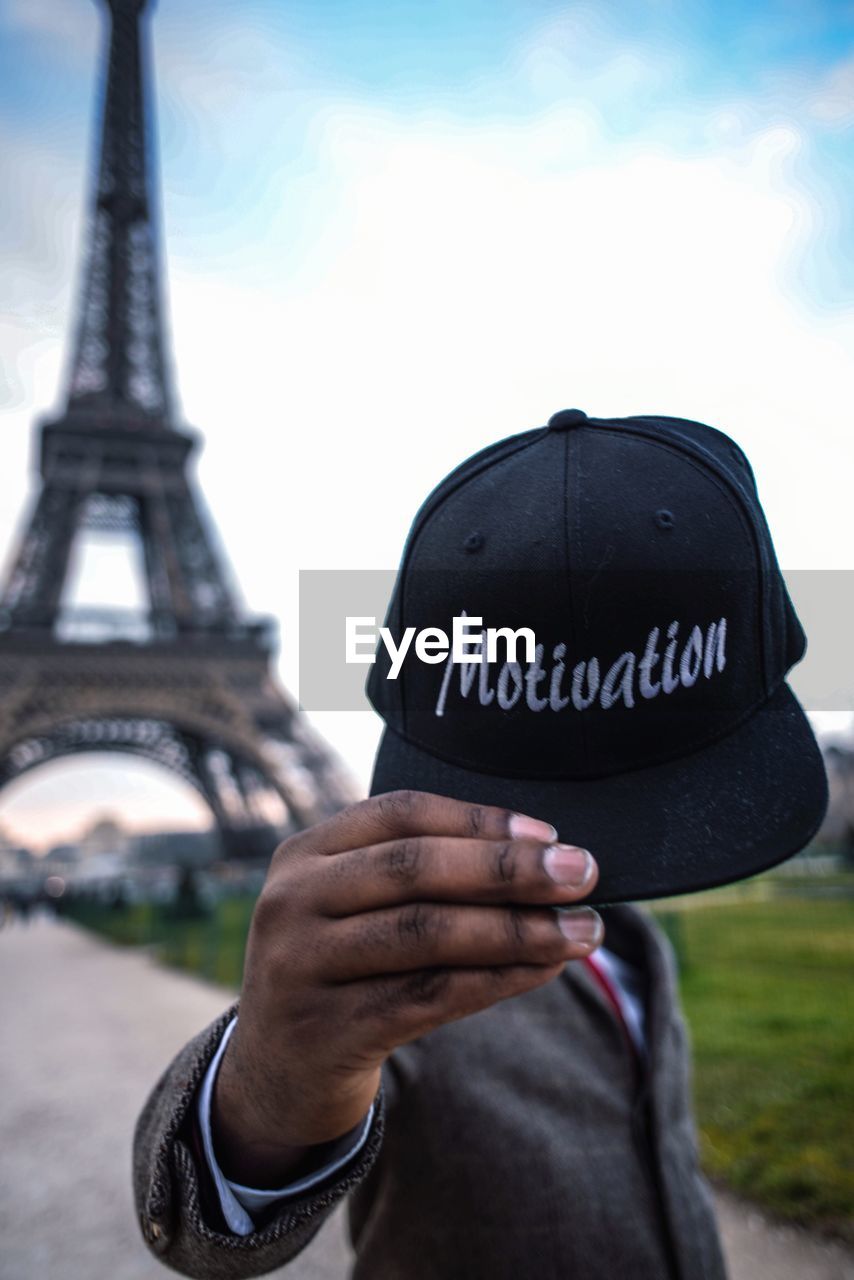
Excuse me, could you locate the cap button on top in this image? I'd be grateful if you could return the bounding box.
[547,408,588,430]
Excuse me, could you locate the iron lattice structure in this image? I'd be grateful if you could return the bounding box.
[0,0,355,858]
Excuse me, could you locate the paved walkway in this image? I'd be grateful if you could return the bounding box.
[1,917,852,1280]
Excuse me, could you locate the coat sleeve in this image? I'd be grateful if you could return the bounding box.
[132,1004,386,1279]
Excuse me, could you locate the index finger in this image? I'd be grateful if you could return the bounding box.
[291,790,557,858]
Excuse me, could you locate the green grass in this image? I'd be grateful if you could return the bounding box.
[653,893,854,1239]
[61,893,255,988]
[156,896,255,988]
[66,882,854,1236]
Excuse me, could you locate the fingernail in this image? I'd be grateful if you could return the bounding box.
[509,814,558,842]
[556,906,604,950]
[543,844,594,888]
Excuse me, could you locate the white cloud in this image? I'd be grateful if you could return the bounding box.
[808,53,854,127]
[0,0,98,60]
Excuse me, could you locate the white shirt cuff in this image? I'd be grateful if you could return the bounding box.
[196,1016,375,1236]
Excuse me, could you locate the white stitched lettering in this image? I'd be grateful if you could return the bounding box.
[600,651,636,710]
[433,617,728,717]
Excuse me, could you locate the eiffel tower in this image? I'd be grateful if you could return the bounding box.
[0,0,354,858]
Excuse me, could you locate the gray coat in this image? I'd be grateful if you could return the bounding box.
[133,905,727,1279]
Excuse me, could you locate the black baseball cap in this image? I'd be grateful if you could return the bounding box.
[367,409,828,905]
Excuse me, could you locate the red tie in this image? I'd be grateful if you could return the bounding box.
[583,954,641,1065]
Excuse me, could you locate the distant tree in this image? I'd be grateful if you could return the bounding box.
[170,866,209,920]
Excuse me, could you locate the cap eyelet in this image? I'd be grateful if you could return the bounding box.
[464,532,484,553]
[654,509,675,531]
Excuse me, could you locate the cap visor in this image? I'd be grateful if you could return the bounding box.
[369,682,828,905]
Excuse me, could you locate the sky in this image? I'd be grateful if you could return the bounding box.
[0,0,852,851]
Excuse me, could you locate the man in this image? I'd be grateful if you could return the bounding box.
[134,409,827,1278]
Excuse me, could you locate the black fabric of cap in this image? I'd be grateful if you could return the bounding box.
[367,412,828,905]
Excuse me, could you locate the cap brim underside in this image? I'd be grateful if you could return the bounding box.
[369,682,829,905]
